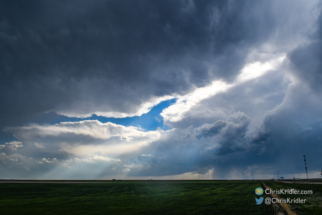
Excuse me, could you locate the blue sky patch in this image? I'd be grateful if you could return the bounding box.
[0,99,176,145]
[30,99,175,131]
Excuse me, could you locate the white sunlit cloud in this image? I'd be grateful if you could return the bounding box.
[236,55,286,83]
[60,155,121,165]
[0,141,23,151]
[5,120,161,141]
[161,54,286,123]
[1,120,164,179]
[161,80,231,122]
[4,120,162,158]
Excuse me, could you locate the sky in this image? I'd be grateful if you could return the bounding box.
[0,0,322,180]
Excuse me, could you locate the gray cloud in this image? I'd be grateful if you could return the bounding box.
[195,120,226,139]
[289,11,322,92]
[194,112,250,155]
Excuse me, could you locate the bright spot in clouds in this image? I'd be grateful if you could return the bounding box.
[161,80,231,122]
[236,55,286,83]
[161,54,286,122]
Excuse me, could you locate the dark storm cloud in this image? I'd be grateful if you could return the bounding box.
[212,112,250,155]
[289,11,322,92]
[0,0,281,128]
[206,81,322,177]
[194,120,226,139]
[251,127,270,145]
[260,9,322,175]
[194,112,250,155]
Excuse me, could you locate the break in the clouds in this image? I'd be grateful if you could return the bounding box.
[1,0,322,179]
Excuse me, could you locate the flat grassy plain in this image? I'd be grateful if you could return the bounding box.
[264,181,322,215]
[0,180,274,215]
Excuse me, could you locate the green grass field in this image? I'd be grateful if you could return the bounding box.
[264,181,322,215]
[0,181,275,215]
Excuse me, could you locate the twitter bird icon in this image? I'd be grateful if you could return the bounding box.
[255,197,264,205]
